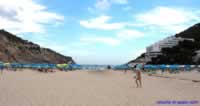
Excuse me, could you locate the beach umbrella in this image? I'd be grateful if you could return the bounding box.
[62,64,68,68]
[70,64,82,69]
[144,65,156,69]
[48,64,56,68]
[163,65,170,70]
[0,63,3,68]
[41,64,48,68]
[10,63,22,68]
[190,65,195,68]
[159,65,167,69]
[128,63,135,68]
[169,65,179,69]
[57,64,68,68]
[3,63,11,67]
[121,64,129,69]
[151,65,159,69]
[39,63,52,69]
[184,65,191,70]
[144,65,152,69]
[144,65,157,74]
[114,64,129,70]
[22,64,33,68]
[0,61,3,66]
[113,65,121,70]
[179,65,185,68]
[34,64,43,68]
[31,64,40,68]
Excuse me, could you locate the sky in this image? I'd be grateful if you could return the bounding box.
[0,0,200,65]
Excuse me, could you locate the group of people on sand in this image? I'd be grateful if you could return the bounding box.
[0,65,55,74]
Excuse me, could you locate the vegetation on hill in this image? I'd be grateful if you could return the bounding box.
[128,23,200,65]
[148,23,200,64]
[0,30,74,64]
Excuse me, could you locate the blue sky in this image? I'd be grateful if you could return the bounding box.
[1,0,200,65]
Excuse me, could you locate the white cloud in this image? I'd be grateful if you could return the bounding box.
[80,36,121,46]
[110,0,128,4]
[80,15,125,30]
[79,29,145,46]
[88,0,128,12]
[117,29,144,40]
[137,7,187,26]
[123,6,132,11]
[87,7,96,14]
[135,6,200,33]
[85,6,200,33]
[0,0,64,34]
[95,0,111,11]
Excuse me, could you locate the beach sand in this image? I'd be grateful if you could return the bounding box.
[0,70,200,106]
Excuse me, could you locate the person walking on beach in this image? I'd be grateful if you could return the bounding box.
[135,64,142,88]
[0,64,3,75]
[124,64,129,73]
[124,68,127,73]
[107,65,111,70]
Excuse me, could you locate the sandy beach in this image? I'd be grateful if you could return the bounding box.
[0,70,200,106]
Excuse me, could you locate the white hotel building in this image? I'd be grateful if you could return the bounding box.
[145,36,194,62]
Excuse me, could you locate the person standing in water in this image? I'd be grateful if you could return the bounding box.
[135,64,142,88]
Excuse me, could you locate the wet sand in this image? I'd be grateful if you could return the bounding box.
[0,70,200,106]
